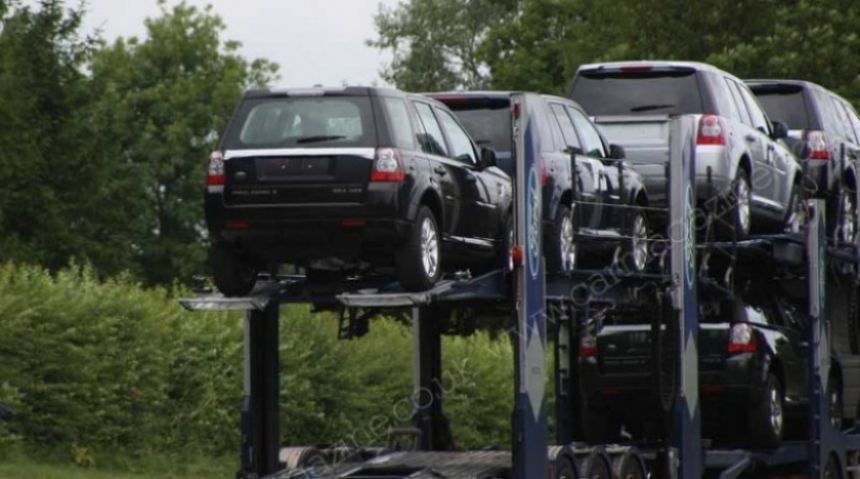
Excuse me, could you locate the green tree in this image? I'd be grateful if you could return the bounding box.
[369,0,517,91]
[88,1,278,285]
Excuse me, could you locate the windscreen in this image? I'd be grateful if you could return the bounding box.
[571,69,704,116]
[222,96,376,149]
[750,85,810,130]
[446,103,513,154]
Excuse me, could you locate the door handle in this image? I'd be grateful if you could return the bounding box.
[464,174,477,183]
[745,134,756,142]
[434,166,447,176]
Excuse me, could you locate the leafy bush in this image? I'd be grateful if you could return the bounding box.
[0,263,515,463]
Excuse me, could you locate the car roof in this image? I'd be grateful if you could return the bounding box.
[746,79,853,105]
[577,60,737,80]
[243,85,407,99]
[427,90,588,111]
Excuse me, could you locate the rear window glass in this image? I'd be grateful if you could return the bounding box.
[750,85,811,130]
[447,105,513,154]
[223,96,376,149]
[571,70,704,116]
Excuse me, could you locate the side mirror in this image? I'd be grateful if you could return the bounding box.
[565,146,584,156]
[771,121,789,140]
[479,147,497,169]
[608,144,626,160]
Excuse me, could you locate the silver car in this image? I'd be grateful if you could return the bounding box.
[569,61,804,238]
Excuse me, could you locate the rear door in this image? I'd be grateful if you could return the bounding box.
[435,106,500,242]
[725,78,779,204]
[221,94,378,207]
[412,100,466,237]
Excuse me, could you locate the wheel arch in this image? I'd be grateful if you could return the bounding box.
[416,188,444,228]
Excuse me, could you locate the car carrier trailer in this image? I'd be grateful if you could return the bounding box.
[182,106,860,478]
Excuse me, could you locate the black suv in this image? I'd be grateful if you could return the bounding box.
[578,292,855,449]
[748,79,860,243]
[429,92,651,273]
[205,86,512,295]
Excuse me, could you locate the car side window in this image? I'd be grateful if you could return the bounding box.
[832,98,859,143]
[567,107,607,158]
[436,108,478,165]
[737,84,770,133]
[708,73,741,121]
[725,78,752,126]
[550,103,581,150]
[844,104,860,145]
[413,102,449,157]
[382,97,416,150]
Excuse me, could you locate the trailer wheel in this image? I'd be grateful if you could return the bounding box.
[555,457,578,479]
[211,243,258,297]
[749,373,784,448]
[612,449,647,479]
[396,206,441,291]
[578,448,612,479]
[546,205,576,273]
[824,453,843,479]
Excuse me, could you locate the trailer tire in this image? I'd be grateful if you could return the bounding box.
[396,206,441,291]
[612,448,647,479]
[211,244,258,297]
[555,457,577,479]
[749,373,784,448]
[578,448,612,479]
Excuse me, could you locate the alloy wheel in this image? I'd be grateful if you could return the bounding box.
[736,177,751,235]
[769,385,784,437]
[420,217,439,279]
[630,213,649,271]
[560,213,576,272]
[839,193,856,243]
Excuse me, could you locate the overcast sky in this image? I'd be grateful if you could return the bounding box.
[71,0,397,87]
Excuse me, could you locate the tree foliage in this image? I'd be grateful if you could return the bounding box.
[373,0,860,107]
[0,0,277,285]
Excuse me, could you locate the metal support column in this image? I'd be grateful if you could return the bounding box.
[238,302,281,478]
[668,116,702,479]
[412,305,453,451]
[511,92,549,479]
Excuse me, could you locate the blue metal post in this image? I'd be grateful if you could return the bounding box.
[511,93,549,479]
[669,116,702,479]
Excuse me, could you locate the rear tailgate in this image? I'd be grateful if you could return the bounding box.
[594,115,674,204]
[224,148,375,206]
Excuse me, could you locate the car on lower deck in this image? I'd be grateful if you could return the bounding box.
[748,79,860,244]
[429,91,652,273]
[569,61,805,239]
[205,86,512,296]
[577,291,855,449]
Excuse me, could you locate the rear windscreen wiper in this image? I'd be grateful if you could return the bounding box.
[295,135,346,144]
[629,103,675,113]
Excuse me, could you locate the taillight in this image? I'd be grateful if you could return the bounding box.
[727,323,757,354]
[697,115,726,145]
[579,334,598,358]
[370,148,405,182]
[207,151,226,192]
[806,130,831,160]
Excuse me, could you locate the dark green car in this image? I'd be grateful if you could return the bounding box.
[577,293,852,449]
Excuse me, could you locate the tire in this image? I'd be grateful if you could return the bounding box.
[555,457,577,479]
[546,204,576,273]
[717,169,752,240]
[499,213,514,272]
[211,244,258,297]
[836,188,857,244]
[828,377,844,431]
[578,450,612,479]
[396,206,441,291]
[784,184,806,234]
[749,373,784,448]
[623,208,649,272]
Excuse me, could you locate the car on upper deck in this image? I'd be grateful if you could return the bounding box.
[429,91,652,273]
[205,86,512,295]
[748,79,860,243]
[569,61,805,239]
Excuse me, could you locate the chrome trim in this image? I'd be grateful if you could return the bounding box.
[224,147,377,160]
